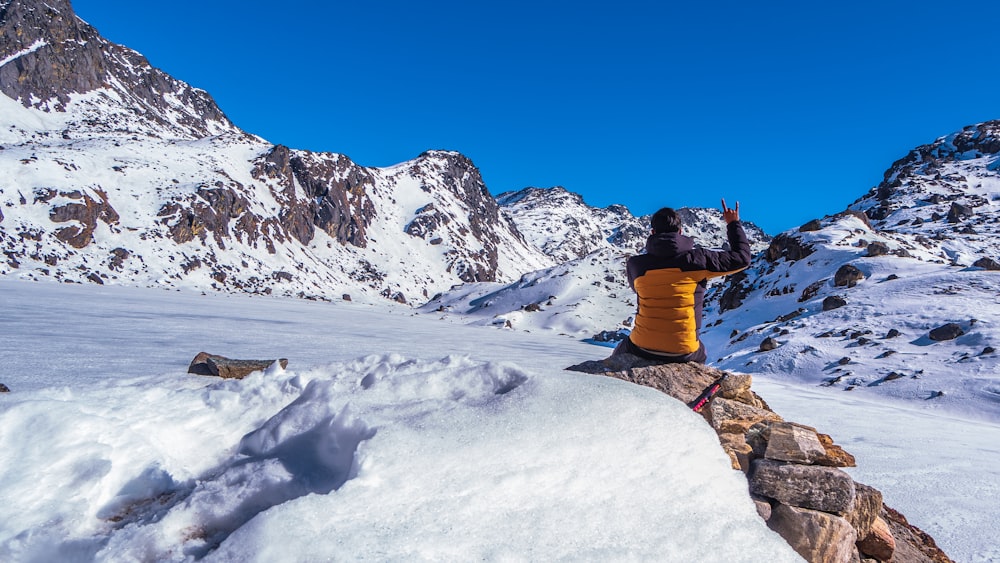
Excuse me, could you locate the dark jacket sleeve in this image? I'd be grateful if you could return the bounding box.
[702,221,751,274]
[626,256,639,291]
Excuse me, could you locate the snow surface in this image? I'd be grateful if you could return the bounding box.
[0,278,801,562]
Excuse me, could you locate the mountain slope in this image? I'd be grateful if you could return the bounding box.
[701,121,1000,415]
[0,0,554,304]
[0,0,236,140]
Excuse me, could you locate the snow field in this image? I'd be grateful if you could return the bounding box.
[0,279,800,562]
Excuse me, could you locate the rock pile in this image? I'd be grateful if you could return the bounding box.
[566,355,952,563]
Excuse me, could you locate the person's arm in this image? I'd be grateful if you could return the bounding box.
[626,256,639,291]
[704,199,751,275]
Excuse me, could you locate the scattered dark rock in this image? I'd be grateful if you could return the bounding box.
[718,270,752,312]
[946,202,973,223]
[982,346,996,355]
[759,337,779,352]
[883,372,904,382]
[876,350,897,359]
[928,323,964,342]
[834,264,865,288]
[0,383,9,393]
[837,357,851,366]
[865,241,890,257]
[765,234,815,263]
[822,295,847,311]
[523,303,542,312]
[774,308,805,322]
[884,328,901,339]
[798,279,825,302]
[972,257,1000,271]
[342,294,352,301]
[799,219,822,232]
[590,329,628,343]
[885,274,899,281]
[188,352,288,379]
[108,247,130,271]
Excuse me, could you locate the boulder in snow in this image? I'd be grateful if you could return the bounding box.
[928,323,964,341]
[823,295,847,311]
[972,257,1000,270]
[834,264,864,288]
[188,352,288,379]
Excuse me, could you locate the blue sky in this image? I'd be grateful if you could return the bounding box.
[72,0,1000,234]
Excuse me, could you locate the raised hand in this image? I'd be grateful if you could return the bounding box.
[721,199,740,224]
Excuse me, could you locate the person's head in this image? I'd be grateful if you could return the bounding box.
[650,207,682,234]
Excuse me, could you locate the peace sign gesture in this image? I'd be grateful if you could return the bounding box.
[721,199,740,224]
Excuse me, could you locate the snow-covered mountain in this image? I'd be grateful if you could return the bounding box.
[0,0,555,304]
[421,188,771,339]
[701,121,1000,415]
[498,186,770,262]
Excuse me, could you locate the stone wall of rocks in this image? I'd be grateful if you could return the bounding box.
[566,355,953,563]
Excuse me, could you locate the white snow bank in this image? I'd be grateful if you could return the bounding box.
[0,279,800,562]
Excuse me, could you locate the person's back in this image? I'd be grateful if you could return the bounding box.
[614,200,750,364]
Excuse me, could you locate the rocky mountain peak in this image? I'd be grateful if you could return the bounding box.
[0,0,236,139]
[498,186,771,264]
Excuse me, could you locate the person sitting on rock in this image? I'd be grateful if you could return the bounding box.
[613,200,751,364]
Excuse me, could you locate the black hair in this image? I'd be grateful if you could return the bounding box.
[650,207,682,234]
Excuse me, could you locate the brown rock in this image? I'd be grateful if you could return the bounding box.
[800,219,822,232]
[834,264,865,288]
[709,398,783,435]
[857,516,895,561]
[753,496,773,521]
[760,336,780,352]
[768,503,858,563]
[750,459,857,514]
[766,233,816,263]
[815,433,857,468]
[566,358,722,406]
[765,422,827,464]
[881,505,954,563]
[718,432,753,471]
[928,323,964,341]
[188,352,288,380]
[845,483,883,539]
[823,295,848,311]
[0,383,10,393]
[865,242,890,257]
[972,257,1000,271]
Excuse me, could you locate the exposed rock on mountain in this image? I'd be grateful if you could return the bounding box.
[0,0,235,139]
[0,0,553,303]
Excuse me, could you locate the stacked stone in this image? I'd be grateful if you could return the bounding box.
[566,356,952,563]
